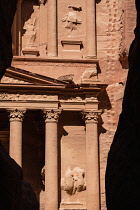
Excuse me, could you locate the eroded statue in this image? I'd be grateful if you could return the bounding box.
[23,15,37,48]
[61,167,86,195]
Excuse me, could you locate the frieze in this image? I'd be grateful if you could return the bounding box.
[59,96,84,102]
[0,93,58,101]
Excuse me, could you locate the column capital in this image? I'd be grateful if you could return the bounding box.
[82,110,101,124]
[7,109,26,122]
[43,109,61,123]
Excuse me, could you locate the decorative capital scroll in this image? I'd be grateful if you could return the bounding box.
[8,109,26,122]
[82,110,101,124]
[43,109,61,123]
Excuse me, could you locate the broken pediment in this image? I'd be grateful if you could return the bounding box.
[0,66,67,86]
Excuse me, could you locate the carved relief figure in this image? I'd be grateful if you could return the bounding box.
[62,6,82,36]
[61,167,86,195]
[81,69,97,81]
[23,14,37,48]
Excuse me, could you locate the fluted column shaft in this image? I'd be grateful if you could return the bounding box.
[86,0,96,58]
[8,109,26,167]
[47,0,57,57]
[83,111,100,210]
[43,109,61,210]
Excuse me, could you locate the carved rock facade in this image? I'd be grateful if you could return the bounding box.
[0,0,137,210]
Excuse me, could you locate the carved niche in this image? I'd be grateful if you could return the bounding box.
[61,167,86,195]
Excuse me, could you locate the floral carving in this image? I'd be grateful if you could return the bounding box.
[61,167,86,195]
[82,111,100,123]
[8,109,26,122]
[43,109,61,123]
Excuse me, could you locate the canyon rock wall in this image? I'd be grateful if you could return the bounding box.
[106,1,140,209]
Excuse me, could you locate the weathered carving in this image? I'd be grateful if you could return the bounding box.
[62,6,82,34]
[23,15,37,48]
[8,109,26,122]
[81,69,97,81]
[43,109,61,123]
[61,167,86,195]
[0,93,58,101]
[82,111,100,123]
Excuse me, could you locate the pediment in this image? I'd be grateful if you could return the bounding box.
[0,66,67,86]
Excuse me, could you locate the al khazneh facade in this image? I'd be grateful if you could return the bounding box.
[0,0,136,209]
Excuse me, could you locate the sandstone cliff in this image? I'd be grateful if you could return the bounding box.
[106,0,140,209]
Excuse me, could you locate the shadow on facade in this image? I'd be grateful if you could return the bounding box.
[22,110,45,204]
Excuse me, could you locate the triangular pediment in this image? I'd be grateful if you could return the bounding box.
[0,66,67,86]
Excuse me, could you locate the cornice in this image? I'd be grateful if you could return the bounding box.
[12,56,99,64]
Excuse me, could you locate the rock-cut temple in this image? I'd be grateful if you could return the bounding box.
[0,0,136,209]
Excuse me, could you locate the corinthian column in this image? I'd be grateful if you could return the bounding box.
[86,0,97,58]
[47,0,57,57]
[43,109,61,210]
[8,109,26,167]
[82,111,100,210]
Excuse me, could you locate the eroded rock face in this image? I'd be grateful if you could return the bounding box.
[105,1,140,209]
